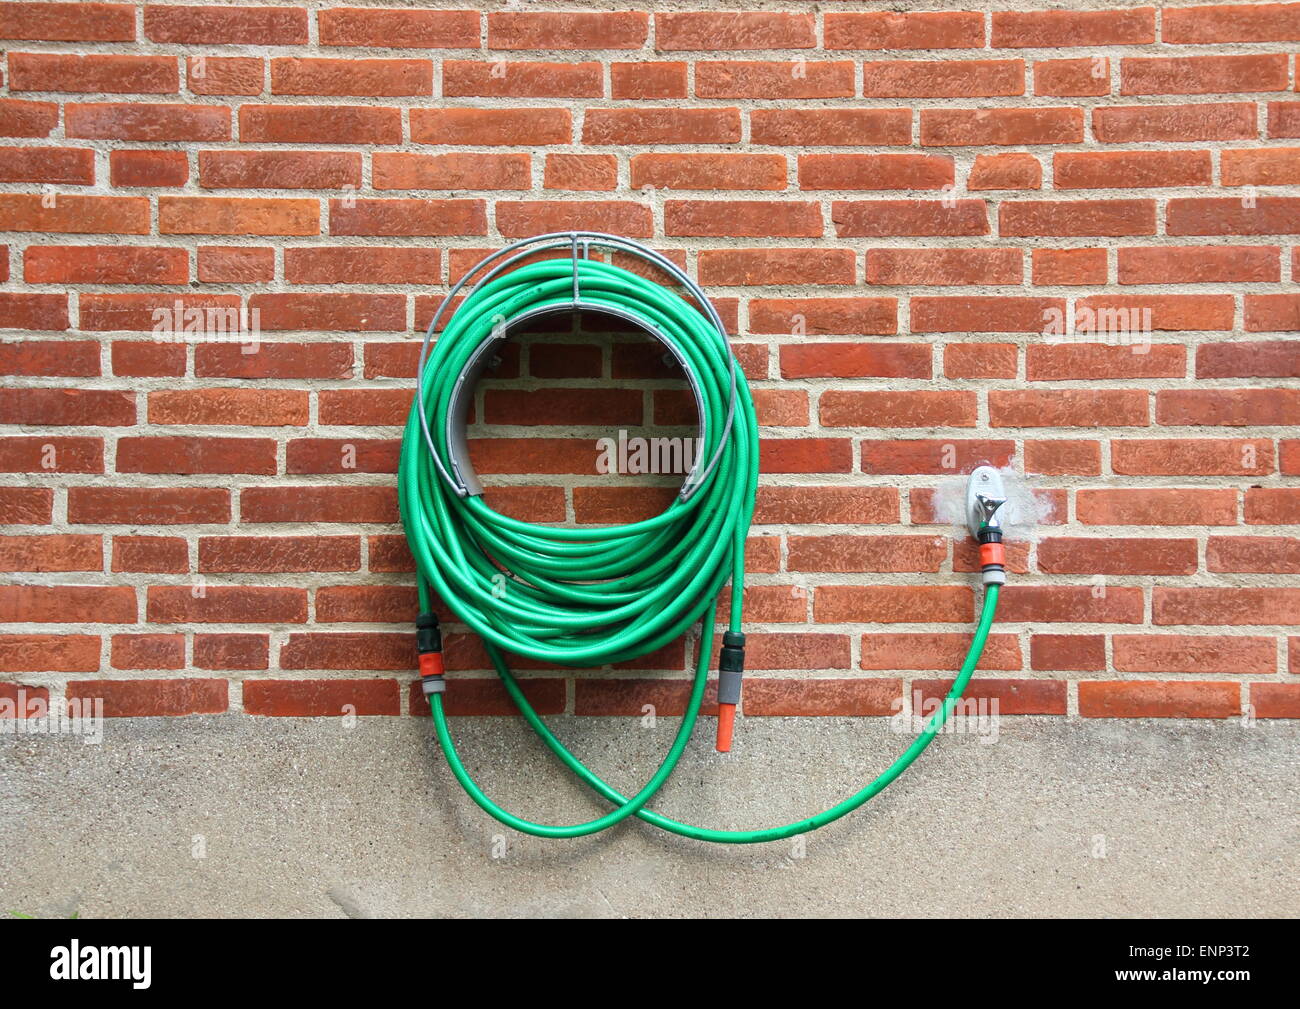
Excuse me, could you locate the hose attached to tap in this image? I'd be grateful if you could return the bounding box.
[399,234,1004,844]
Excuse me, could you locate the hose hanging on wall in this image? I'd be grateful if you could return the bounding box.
[399,232,1005,844]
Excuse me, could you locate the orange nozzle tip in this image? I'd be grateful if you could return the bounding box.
[716,702,736,753]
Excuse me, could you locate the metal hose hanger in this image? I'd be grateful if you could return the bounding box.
[414,231,739,502]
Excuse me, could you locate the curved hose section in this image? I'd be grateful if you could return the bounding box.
[431,586,998,844]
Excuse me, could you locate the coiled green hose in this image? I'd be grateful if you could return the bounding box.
[400,253,1000,843]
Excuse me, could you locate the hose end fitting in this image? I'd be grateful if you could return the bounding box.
[716,631,745,752]
[977,529,1006,586]
[416,611,445,695]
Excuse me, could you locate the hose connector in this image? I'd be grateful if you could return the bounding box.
[716,631,745,753]
[416,611,445,694]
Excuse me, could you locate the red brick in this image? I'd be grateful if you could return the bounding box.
[1164,4,1300,43]
[331,198,486,236]
[245,679,401,717]
[1252,683,1300,718]
[315,585,417,623]
[990,389,1148,427]
[911,678,1065,715]
[196,343,353,380]
[109,150,188,187]
[1001,199,1156,236]
[832,199,989,237]
[575,679,711,718]
[193,633,268,670]
[1055,150,1212,189]
[66,102,228,141]
[197,246,273,283]
[821,390,977,428]
[870,249,1023,288]
[109,536,185,574]
[0,293,68,331]
[998,585,1144,624]
[788,534,947,573]
[1113,438,1274,476]
[0,3,135,42]
[1027,343,1185,380]
[0,634,98,673]
[377,151,527,191]
[240,104,401,145]
[148,388,307,427]
[147,586,305,624]
[1245,487,1300,524]
[78,292,237,332]
[0,488,52,524]
[1222,147,1300,186]
[861,439,1015,475]
[0,436,102,474]
[318,8,478,48]
[111,633,183,670]
[1122,54,1288,95]
[1035,58,1111,97]
[272,57,431,96]
[444,60,601,99]
[1032,248,1107,285]
[0,533,100,572]
[497,200,651,238]
[864,59,1023,98]
[863,633,1022,671]
[70,487,229,525]
[1156,587,1300,625]
[246,293,403,332]
[488,11,647,50]
[0,584,135,623]
[781,343,930,380]
[992,8,1155,46]
[0,339,97,377]
[611,62,686,99]
[285,247,439,285]
[968,152,1042,190]
[416,677,566,717]
[241,486,397,524]
[1030,633,1106,671]
[0,98,57,137]
[1208,535,1300,573]
[696,60,854,99]
[545,153,616,192]
[1078,488,1237,526]
[656,11,813,50]
[1245,294,1300,331]
[187,55,262,96]
[1157,388,1300,426]
[1198,340,1299,378]
[144,4,307,44]
[665,200,820,238]
[0,193,148,233]
[68,678,227,717]
[200,150,359,190]
[753,486,898,525]
[699,248,856,286]
[0,146,94,184]
[160,196,317,236]
[922,107,1082,146]
[9,51,176,93]
[1094,103,1256,142]
[751,108,911,146]
[1115,634,1275,674]
[633,153,786,191]
[280,632,413,672]
[0,388,134,426]
[1079,681,1239,718]
[912,295,1062,333]
[945,343,1019,379]
[759,438,853,474]
[1038,536,1198,575]
[750,297,895,336]
[584,107,738,145]
[745,679,898,717]
[824,12,985,50]
[1024,439,1101,476]
[799,153,952,191]
[816,585,973,623]
[1120,245,1280,284]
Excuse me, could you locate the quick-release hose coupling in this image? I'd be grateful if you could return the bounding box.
[716,631,745,753]
[416,611,445,695]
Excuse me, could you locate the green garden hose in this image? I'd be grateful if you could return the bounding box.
[399,237,1003,844]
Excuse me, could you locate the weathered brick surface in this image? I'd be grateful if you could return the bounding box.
[0,2,1296,721]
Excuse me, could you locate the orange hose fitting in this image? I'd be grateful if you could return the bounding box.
[979,541,1005,568]
[419,651,444,679]
[715,702,736,753]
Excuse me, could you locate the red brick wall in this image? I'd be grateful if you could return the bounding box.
[1,2,1298,723]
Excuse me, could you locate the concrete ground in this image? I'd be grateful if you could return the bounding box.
[2,713,1296,918]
